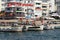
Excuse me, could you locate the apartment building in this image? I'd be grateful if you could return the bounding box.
[0,0,7,12]
[48,0,57,13]
[5,0,34,18]
[34,1,42,17]
[0,0,57,19]
[42,2,49,16]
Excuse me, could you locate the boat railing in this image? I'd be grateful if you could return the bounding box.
[0,22,19,27]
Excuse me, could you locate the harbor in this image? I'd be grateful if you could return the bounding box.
[0,19,59,32]
[0,0,60,40]
[0,0,59,32]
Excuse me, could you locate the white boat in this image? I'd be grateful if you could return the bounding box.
[44,25,54,30]
[44,22,55,30]
[0,26,23,32]
[0,21,24,32]
[27,25,44,31]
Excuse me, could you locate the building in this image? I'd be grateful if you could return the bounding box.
[34,1,42,17]
[42,2,49,16]
[0,0,7,12]
[5,0,34,19]
[0,0,57,19]
[48,0,57,13]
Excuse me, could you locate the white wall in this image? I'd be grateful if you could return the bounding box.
[34,1,42,17]
[49,0,56,12]
[0,0,2,11]
[0,0,7,11]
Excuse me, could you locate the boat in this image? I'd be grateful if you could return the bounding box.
[20,19,44,31]
[0,26,23,32]
[27,20,44,31]
[43,20,55,30]
[44,24,55,30]
[27,24,44,31]
[0,20,24,32]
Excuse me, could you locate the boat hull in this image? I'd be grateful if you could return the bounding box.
[0,26,23,32]
[44,25,54,30]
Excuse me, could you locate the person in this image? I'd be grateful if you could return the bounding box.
[40,17,44,25]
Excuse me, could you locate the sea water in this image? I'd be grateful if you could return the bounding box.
[0,29,60,40]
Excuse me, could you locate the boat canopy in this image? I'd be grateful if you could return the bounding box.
[51,13,59,16]
[0,20,18,22]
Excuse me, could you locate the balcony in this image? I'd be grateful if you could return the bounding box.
[5,10,14,12]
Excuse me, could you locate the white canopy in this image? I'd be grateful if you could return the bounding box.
[51,13,59,16]
[44,17,55,20]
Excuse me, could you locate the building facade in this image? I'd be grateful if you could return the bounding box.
[42,2,49,16]
[34,1,42,17]
[0,0,57,19]
[0,0,7,12]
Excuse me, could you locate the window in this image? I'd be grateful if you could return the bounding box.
[35,7,41,10]
[1,8,5,10]
[6,8,11,10]
[6,8,12,11]
[16,0,22,2]
[41,0,49,2]
[2,0,5,2]
[36,3,41,5]
[16,12,25,17]
[17,8,21,11]
[42,13,46,16]
[26,9,33,13]
[2,4,6,6]
[24,1,32,3]
[16,7,23,11]
[7,0,15,2]
[49,3,52,7]
[36,7,40,9]
[42,6,47,8]
[7,0,12,1]
[43,9,47,11]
